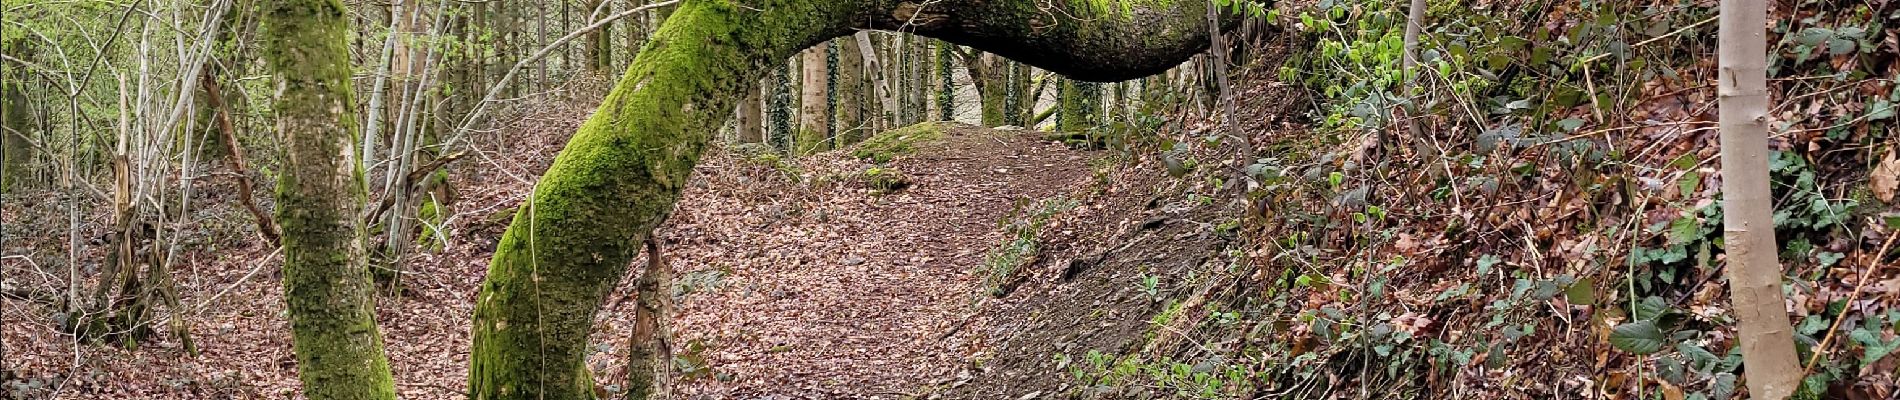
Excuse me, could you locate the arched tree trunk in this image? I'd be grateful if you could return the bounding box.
[263,0,398,398]
[467,1,1250,399]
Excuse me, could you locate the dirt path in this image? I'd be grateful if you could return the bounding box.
[650,124,1097,398]
[0,120,1097,399]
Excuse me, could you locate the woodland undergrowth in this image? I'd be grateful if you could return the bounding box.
[1053,0,1899,399]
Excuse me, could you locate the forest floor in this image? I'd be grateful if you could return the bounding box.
[646,123,1103,398]
[0,104,1121,398]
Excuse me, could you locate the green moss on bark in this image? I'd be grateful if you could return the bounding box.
[468,1,1258,398]
[467,1,856,399]
[2,38,31,192]
[263,0,397,398]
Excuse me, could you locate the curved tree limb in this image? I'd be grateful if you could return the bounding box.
[467,1,1261,399]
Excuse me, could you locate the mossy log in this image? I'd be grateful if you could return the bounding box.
[468,1,1258,399]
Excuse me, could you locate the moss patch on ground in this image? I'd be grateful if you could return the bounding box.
[852,121,946,163]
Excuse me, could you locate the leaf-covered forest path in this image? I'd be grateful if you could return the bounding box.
[0,117,1102,399]
[621,123,1099,398]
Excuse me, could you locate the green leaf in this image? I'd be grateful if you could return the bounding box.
[1476,254,1502,275]
[1866,99,1894,121]
[1565,277,1597,304]
[1634,296,1669,321]
[1677,342,1718,372]
[1797,315,1828,336]
[1796,28,1834,46]
[1827,38,1857,56]
[1818,251,1845,267]
[1712,373,1737,400]
[1555,118,1585,132]
[1610,320,1667,354]
[1677,170,1701,196]
[1668,217,1701,245]
[1657,356,1686,384]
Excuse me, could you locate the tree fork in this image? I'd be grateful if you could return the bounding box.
[468,1,1256,399]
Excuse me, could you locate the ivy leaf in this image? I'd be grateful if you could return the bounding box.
[1712,373,1737,400]
[1610,320,1667,354]
[1827,38,1857,56]
[1797,315,1829,336]
[1555,118,1585,132]
[1818,251,1845,267]
[1677,342,1718,372]
[1796,27,1834,46]
[1865,99,1895,121]
[1850,328,1900,369]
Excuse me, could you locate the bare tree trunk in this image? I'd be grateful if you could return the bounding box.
[1205,2,1244,159]
[584,0,610,74]
[796,43,830,153]
[1396,0,1426,151]
[625,239,674,400]
[852,32,893,132]
[535,0,549,87]
[625,0,647,65]
[737,82,764,143]
[1718,0,1800,397]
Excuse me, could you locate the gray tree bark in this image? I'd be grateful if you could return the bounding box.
[1717,0,1800,396]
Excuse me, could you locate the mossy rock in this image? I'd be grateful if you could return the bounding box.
[860,167,913,194]
[852,122,947,163]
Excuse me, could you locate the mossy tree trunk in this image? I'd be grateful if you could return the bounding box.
[1059,79,1101,132]
[2,39,32,192]
[468,1,1250,399]
[836,38,868,144]
[1007,62,1034,125]
[962,51,1010,127]
[263,0,398,398]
